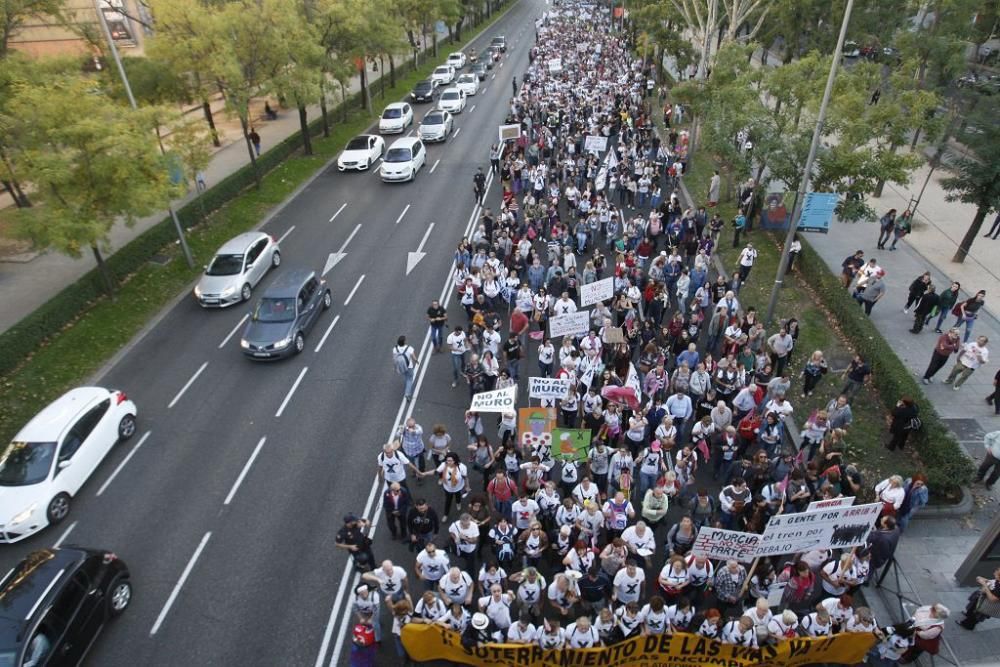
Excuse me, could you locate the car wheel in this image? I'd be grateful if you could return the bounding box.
[47,493,71,525]
[108,575,132,617]
[294,332,305,354]
[271,251,281,268]
[118,414,137,441]
[322,290,332,310]
[241,283,252,302]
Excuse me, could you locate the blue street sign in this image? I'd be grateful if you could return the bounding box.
[798,192,839,234]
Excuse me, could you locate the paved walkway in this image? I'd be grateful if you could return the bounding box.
[0,28,458,335]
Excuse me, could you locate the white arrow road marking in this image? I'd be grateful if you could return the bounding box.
[406,223,435,276]
[395,203,411,224]
[328,202,347,223]
[429,159,441,174]
[323,223,361,276]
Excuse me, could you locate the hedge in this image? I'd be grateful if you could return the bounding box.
[0,2,513,379]
[796,239,976,493]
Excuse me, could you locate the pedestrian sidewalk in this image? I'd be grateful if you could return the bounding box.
[0,29,454,335]
[808,213,1000,667]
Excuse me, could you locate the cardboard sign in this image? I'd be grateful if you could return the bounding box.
[549,311,590,338]
[470,385,517,413]
[552,428,591,462]
[602,326,625,344]
[401,624,878,667]
[547,57,563,72]
[519,406,556,450]
[584,135,608,153]
[498,124,521,143]
[806,497,855,512]
[690,527,759,564]
[756,502,882,556]
[528,377,573,400]
[579,277,614,307]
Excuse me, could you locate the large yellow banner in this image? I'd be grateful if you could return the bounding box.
[401,623,877,667]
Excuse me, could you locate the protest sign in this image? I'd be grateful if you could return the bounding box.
[519,407,556,450]
[402,624,877,667]
[547,57,563,72]
[498,124,521,143]
[552,428,590,462]
[584,135,608,153]
[602,326,625,344]
[549,311,590,338]
[806,497,855,512]
[528,377,572,400]
[469,385,517,413]
[690,527,759,563]
[579,277,614,306]
[756,502,882,556]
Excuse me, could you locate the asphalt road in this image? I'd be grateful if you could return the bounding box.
[0,1,544,664]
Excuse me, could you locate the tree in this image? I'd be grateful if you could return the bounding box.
[5,76,178,296]
[941,109,1000,262]
[169,118,213,220]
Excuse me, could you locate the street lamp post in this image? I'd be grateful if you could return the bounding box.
[764,0,856,325]
[93,0,194,269]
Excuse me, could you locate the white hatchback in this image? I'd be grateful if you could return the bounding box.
[456,73,479,96]
[437,87,467,114]
[431,65,456,87]
[0,387,138,542]
[378,102,413,134]
[446,52,467,69]
[380,137,427,183]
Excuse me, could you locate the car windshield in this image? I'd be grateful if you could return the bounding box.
[382,108,402,119]
[0,441,56,487]
[434,68,448,75]
[253,297,296,323]
[459,76,474,83]
[415,82,432,90]
[206,254,244,276]
[442,91,459,100]
[385,148,412,163]
[0,652,16,667]
[424,113,444,125]
[346,137,369,150]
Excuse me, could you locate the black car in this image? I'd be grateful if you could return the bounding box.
[0,547,131,667]
[410,79,437,103]
[472,62,488,80]
[240,269,332,359]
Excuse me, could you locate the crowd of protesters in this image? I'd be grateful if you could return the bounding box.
[340,4,968,666]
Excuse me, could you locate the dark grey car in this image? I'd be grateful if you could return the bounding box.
[240,269,332,359]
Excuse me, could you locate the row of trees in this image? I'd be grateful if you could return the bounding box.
[627,0,998,263]
[0,0,492,293]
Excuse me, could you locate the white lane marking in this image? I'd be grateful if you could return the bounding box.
[406,129,414,137]
[150,531,212,636]
[97,431,151,497]
[275,367,308,417]
[429,159,441,174]
[328,202,347,223]
[277,225,296,244]
[453,127,462,139]
[314,315,341,353]
[168,362,207,409]
[223,437,267,506]
[470,105,476,113]
[370,159,382,176]
[53,521,78,548]
[219,313,249,349]
[321,169,495,667]
[344,275,366,306]
[323,223,362,277]
[491,73,496,80]
[394,203,411,225]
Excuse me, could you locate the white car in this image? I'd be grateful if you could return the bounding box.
[337,134,385,171]
[194,231,281,307]
[456,73,479,96]
[446,52,466,69]
[380,137,427,183]
[430,65,456,87]
[418,110,454,143]
[437,87,467,114]
[0,387,137,542]
[378,102,413,134]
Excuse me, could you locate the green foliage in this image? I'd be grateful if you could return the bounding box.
[941,108,1000,211]
[795,239,975,493]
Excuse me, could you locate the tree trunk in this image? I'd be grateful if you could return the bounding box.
[873,142,898,197]
[909,126,921,150]
[319,82,330,138]
[298,103,313,155]
[389,53,396,88]
[340,81,348,122]
[379,55,386,98]
[360,66,369,111]
[433,31,438,58]
[91,244,116,299]
[238,114,262,189]
[952,207,988,263]
[455,18,463,43]
[202,99,221,147]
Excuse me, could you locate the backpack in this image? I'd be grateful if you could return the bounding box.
[393,347,410,375]
[352,623,375,647]
[905,416,922,431]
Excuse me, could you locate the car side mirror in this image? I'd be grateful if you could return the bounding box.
[203,265,208,271]
[246,263,254,270]
[58,459,72,469]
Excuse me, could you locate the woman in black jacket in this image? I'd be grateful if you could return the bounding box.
[888,397,919,451]
[904,271,932,313]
